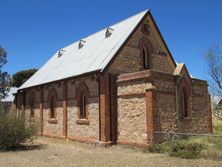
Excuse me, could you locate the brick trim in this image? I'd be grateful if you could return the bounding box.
[40,87,44,135]
[63,81,68,137]
[208,94,213,133]
[117,70,152,83]
[99,74,111,142]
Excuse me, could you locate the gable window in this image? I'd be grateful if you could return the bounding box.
[180,88,188,118]
[142,47,150,69]
[50,96,55,118]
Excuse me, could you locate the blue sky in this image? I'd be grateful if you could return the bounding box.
[0,0,222,80]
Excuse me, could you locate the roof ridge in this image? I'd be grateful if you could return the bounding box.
[62,9,149,50]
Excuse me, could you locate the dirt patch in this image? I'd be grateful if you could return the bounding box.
[0,137,221,167]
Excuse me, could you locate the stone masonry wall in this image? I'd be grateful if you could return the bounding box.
[42,83,64,137]
[117,79,149,146]
[152,73,177,133]
[21,74,99,142]
[24,88,41,124]
[67,76,99,141]
[177,80,211,133]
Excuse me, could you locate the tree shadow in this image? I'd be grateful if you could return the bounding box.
[0,143,47,152]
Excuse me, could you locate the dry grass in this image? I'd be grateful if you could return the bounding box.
[0,137,221,167]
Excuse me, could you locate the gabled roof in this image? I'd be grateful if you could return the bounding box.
[20,10,149,89]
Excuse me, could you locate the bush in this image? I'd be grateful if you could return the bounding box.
[168,141,203,159]
[0,114,38,150]
[143,143,166,153]
[144,144,162,153]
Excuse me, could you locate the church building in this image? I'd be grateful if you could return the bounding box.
[14,10,212,147]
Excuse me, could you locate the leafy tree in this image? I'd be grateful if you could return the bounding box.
[0,46,10,100]
[11,68,38,87]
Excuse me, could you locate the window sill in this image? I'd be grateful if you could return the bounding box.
[48,118,58,124]
[76,119,90,125]
[180,117,191,122]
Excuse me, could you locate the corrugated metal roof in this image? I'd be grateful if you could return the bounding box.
[19,10,148,89]
[1,87,18,102]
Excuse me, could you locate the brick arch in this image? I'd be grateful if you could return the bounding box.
[75,82,90,119]
[48,87,58,103]
[138,37,153,69]
[75,82,90,98]
[178,78,191,118]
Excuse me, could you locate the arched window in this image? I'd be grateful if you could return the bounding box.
[180,88,188,117]
[79,93,87,119]
[50,96,55,118]
[30,99,34,117]
[142,47,150,69]
[48,88,58,120]
[76,82,90,120]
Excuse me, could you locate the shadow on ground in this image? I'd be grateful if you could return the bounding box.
[0,143,47,152]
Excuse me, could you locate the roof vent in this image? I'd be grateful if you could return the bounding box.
[78,39,86,49]
[105,27,114,38]
[58,49,65,57]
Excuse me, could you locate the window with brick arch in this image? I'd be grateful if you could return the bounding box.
[30,99,34,118]
[142,47,150,69]
[181,88,188,117]
[79,93,87,119]
[76,82,90,120]
[50,96,55,118]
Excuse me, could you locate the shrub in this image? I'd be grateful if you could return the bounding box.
[144,144,163,153]
[0,114,38,150]
[168,141,203,159]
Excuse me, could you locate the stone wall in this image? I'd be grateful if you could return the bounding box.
[24,88,41,124]
[20,74,99,142]
[153,71,212,134]
[67,76,99,141]
[116,72,152,146]
[42,83,64,137]
[178,79,211,133]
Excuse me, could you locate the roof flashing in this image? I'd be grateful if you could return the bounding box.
[105,27,114,38]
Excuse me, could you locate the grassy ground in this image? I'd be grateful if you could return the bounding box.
[144,119,222,160]
[0,137,222,167]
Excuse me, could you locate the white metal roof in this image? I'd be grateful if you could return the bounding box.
[1,87,18,102]
[19,10,148,89]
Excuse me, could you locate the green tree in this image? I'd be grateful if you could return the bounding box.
[0,46,10,100]
[11,69,38,87]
